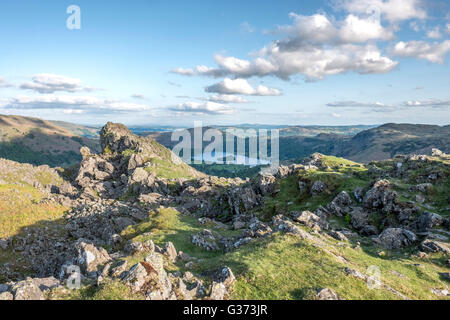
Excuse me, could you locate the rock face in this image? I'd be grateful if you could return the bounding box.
[327,191,352,216]
[417,212,444,233]
[375,228,418,250]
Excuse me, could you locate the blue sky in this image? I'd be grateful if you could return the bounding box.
[0,0,449,126]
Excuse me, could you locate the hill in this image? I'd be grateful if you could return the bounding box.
[0,122,448,300]
[0,114,100,167]
[337,124,450,163]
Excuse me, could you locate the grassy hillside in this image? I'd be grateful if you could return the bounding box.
[0,114,100,167]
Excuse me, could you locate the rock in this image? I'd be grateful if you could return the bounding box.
[164,242,178,262]
[327,191,352,216]
[310,181,327,196]
[419,239,450,254]
[0,238,8,250]
[123,263,149,292]
[298,180,308,193]
[0,292,13,300]
[253,174,276,195]
[80,146,91,158]
[414,183,433,193]
[12,279,45,300]
[363,180,397,214]
[344,267,367,280]
[316,288,339,300]
[431,148,444,157]
[353,187,364,203]
[328,230,348,242]
[272,215,312,240]
[291,211,328,230]
[191,229,220,251]
[124,241,145,255]
[417,211,444,232]
[212,267,235,287]
[431,288,449,297]
[75,241,111,276]
[350,207,369,231]
[111,260,129,278]
[130,167,149,183]
[439,272,450,281]
[375,228,417,250]
[209,282,227,300]
[360,225,379,236]
[32,277,60,291]
[415,194,425,204]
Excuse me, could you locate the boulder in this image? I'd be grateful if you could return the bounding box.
[310,181,327,196]
[363,180,397,214]
[75,241,111,276]
[375,228,417,250]
[350,207,369,231]
[327,191,352,216]
[316,288,339,300]
[417,212,444,232]
[11,279,45,300]
[419,239,450,254]
[209,282,227,300]
[291,211,328,230]
[123,263,149,292]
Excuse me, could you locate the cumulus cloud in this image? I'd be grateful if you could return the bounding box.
[4,95,150,113]
[168,101,235,115]
[392,40,450,63]
[335,0,427,22]
[205,78,281,96]
[20,74,96,94]
[207,94,249,103]
[173,12,398,81]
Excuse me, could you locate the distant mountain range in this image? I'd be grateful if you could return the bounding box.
[0,113,448,168]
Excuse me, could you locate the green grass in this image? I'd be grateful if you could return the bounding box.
[0,184,67,239]
[144,158,197,180]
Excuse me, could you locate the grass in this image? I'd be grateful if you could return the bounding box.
[0,184,67,239]
[145,158,197,180]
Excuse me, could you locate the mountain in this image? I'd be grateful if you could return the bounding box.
[0,122,448,300]
[0,114,100,167]
[337,123,450,163]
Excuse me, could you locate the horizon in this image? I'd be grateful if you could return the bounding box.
[0,0,450,126]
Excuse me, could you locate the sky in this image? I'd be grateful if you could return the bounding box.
[0,0,449,126]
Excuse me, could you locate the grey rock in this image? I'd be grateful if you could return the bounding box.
[375,228,417,250]
[317,288,339,300]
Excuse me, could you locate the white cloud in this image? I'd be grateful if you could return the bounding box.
[335,0,427,22]
[207,94,249,103]
[392,40,450,63]
[403,100,450,108]
[168,101,235,115]
[205,78,281,96]
[240,22,255,33]
[5,94,151,113]
[327,101,394,108]
[446,23,450,35]
[19,74,96,94]
[131,94,146,99]
[427,27,442,39]
[327,99,450,111]
[331,113,342,118]
[173,13,397,81]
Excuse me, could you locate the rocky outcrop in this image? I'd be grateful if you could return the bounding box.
[374,228,418,250]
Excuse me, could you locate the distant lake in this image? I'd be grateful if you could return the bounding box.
[192,152,271,167]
